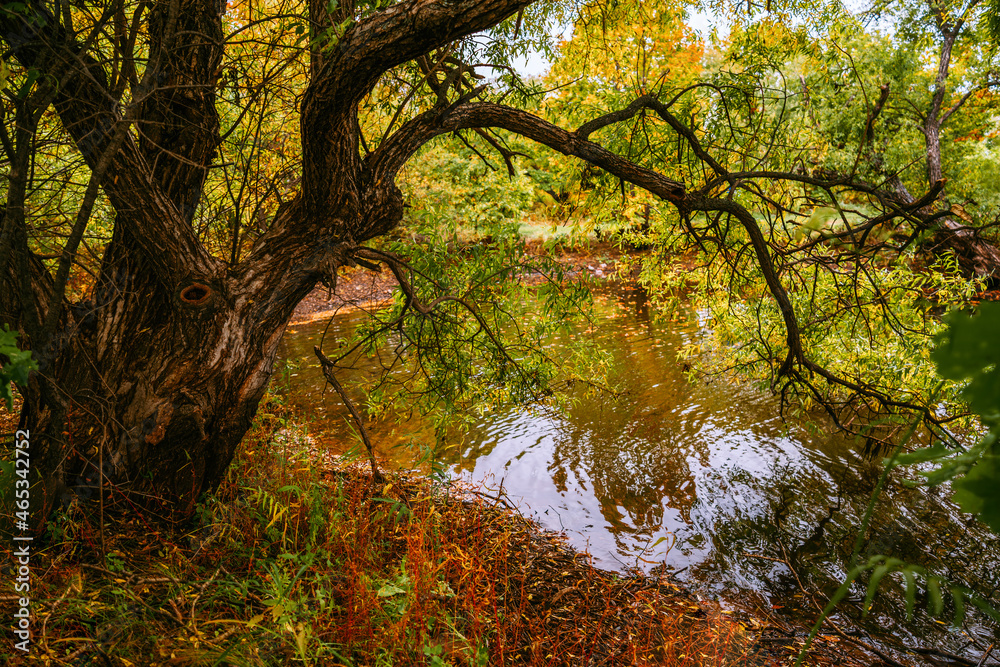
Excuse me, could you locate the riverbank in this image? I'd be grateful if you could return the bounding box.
[272,241,992,664]
[3,395,881,666]
[289,239,656,325]
[288,237,1000,327]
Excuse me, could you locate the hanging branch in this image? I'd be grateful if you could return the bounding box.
[315,345,383,483]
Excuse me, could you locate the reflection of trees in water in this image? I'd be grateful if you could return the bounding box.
[443,287,717,536]
[609,282,651,321]
[544,335,710,532]
[704,457,1000,654]
[456,286,787,542]
[547,411,689,532]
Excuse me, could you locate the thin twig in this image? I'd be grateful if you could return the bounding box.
[314,345,383,483]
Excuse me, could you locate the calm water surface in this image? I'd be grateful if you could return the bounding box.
[277,284,999,660]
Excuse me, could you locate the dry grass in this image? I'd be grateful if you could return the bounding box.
[2,396,871,666]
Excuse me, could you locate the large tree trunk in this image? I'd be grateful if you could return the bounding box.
[23,221,316,521]
[0,0,539,526]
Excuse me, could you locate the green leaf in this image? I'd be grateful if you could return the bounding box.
[932,303,1000,424]
[15,67,39,99]
[927,577,944,617]
[1,325,37,410]
[969,593,1000,624]
[929,303,1000,531]
[377,582,407,598]
[951,450,1000,532]
[894,443,951,466]
[951,587,966,626]
[862,563,891,616]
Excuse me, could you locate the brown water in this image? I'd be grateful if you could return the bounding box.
[276,284,1000,661]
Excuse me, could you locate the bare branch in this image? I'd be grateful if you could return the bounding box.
[864,83,890,145]
[315,345,383,482]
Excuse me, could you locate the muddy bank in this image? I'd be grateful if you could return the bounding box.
[290,240,649,325]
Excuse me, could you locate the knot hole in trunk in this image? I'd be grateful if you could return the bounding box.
[180,283,213,306]
[174,276,224,317]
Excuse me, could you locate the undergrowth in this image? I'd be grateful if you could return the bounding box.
[4,396,858,666]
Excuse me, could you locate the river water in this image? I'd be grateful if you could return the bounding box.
[276,283,999,662]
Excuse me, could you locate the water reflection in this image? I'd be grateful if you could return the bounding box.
[276,285,999,659]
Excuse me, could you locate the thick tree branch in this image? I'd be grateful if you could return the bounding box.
[864,83,890,145]
[42,109,138,337]
[250,96,691,307]
[312,0,532,105]
[136,0,225,222]
[367,99,808,374]
[573,93,728,178]
[368,101,686,205]
[0,1,222,284]
[684,194,804,375]
[575,95,656,140]
[297,0,533,209]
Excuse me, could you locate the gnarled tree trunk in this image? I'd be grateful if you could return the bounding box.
[23,266,296,518]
